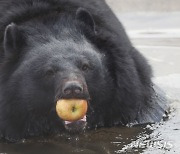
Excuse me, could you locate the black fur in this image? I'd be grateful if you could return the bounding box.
[0,0,168,141]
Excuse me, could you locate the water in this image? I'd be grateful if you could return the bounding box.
[0,12,180,153]
[0,126,152,154]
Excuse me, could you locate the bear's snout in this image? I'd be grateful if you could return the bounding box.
[61,80,90,100]
[63,81,83,96]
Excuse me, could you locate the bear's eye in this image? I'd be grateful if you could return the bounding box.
[82,64,89,71]
[45,69,55,76]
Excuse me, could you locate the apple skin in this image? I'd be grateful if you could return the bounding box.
[56,99,88,121]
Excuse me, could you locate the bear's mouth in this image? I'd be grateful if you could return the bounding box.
[64,115,87,125]
[64,115,87,132]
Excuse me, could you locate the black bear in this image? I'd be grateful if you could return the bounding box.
[0,0,168,141]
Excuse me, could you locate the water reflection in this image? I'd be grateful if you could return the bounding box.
[0,125,151,154]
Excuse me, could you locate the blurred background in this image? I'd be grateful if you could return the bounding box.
[106,0,180,12]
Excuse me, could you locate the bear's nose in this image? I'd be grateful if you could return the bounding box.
[63,81,83,96]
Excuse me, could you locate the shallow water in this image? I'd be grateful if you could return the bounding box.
[0,126,150,154]
[0,12,180,154]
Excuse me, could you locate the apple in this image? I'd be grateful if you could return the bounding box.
[56,99,88,121]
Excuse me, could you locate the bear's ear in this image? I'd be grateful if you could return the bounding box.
[76,8,96,33]
[3,23,25,58]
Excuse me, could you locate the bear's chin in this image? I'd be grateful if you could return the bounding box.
[64,115,87,133]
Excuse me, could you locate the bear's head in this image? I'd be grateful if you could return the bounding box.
[0,8,113,139]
